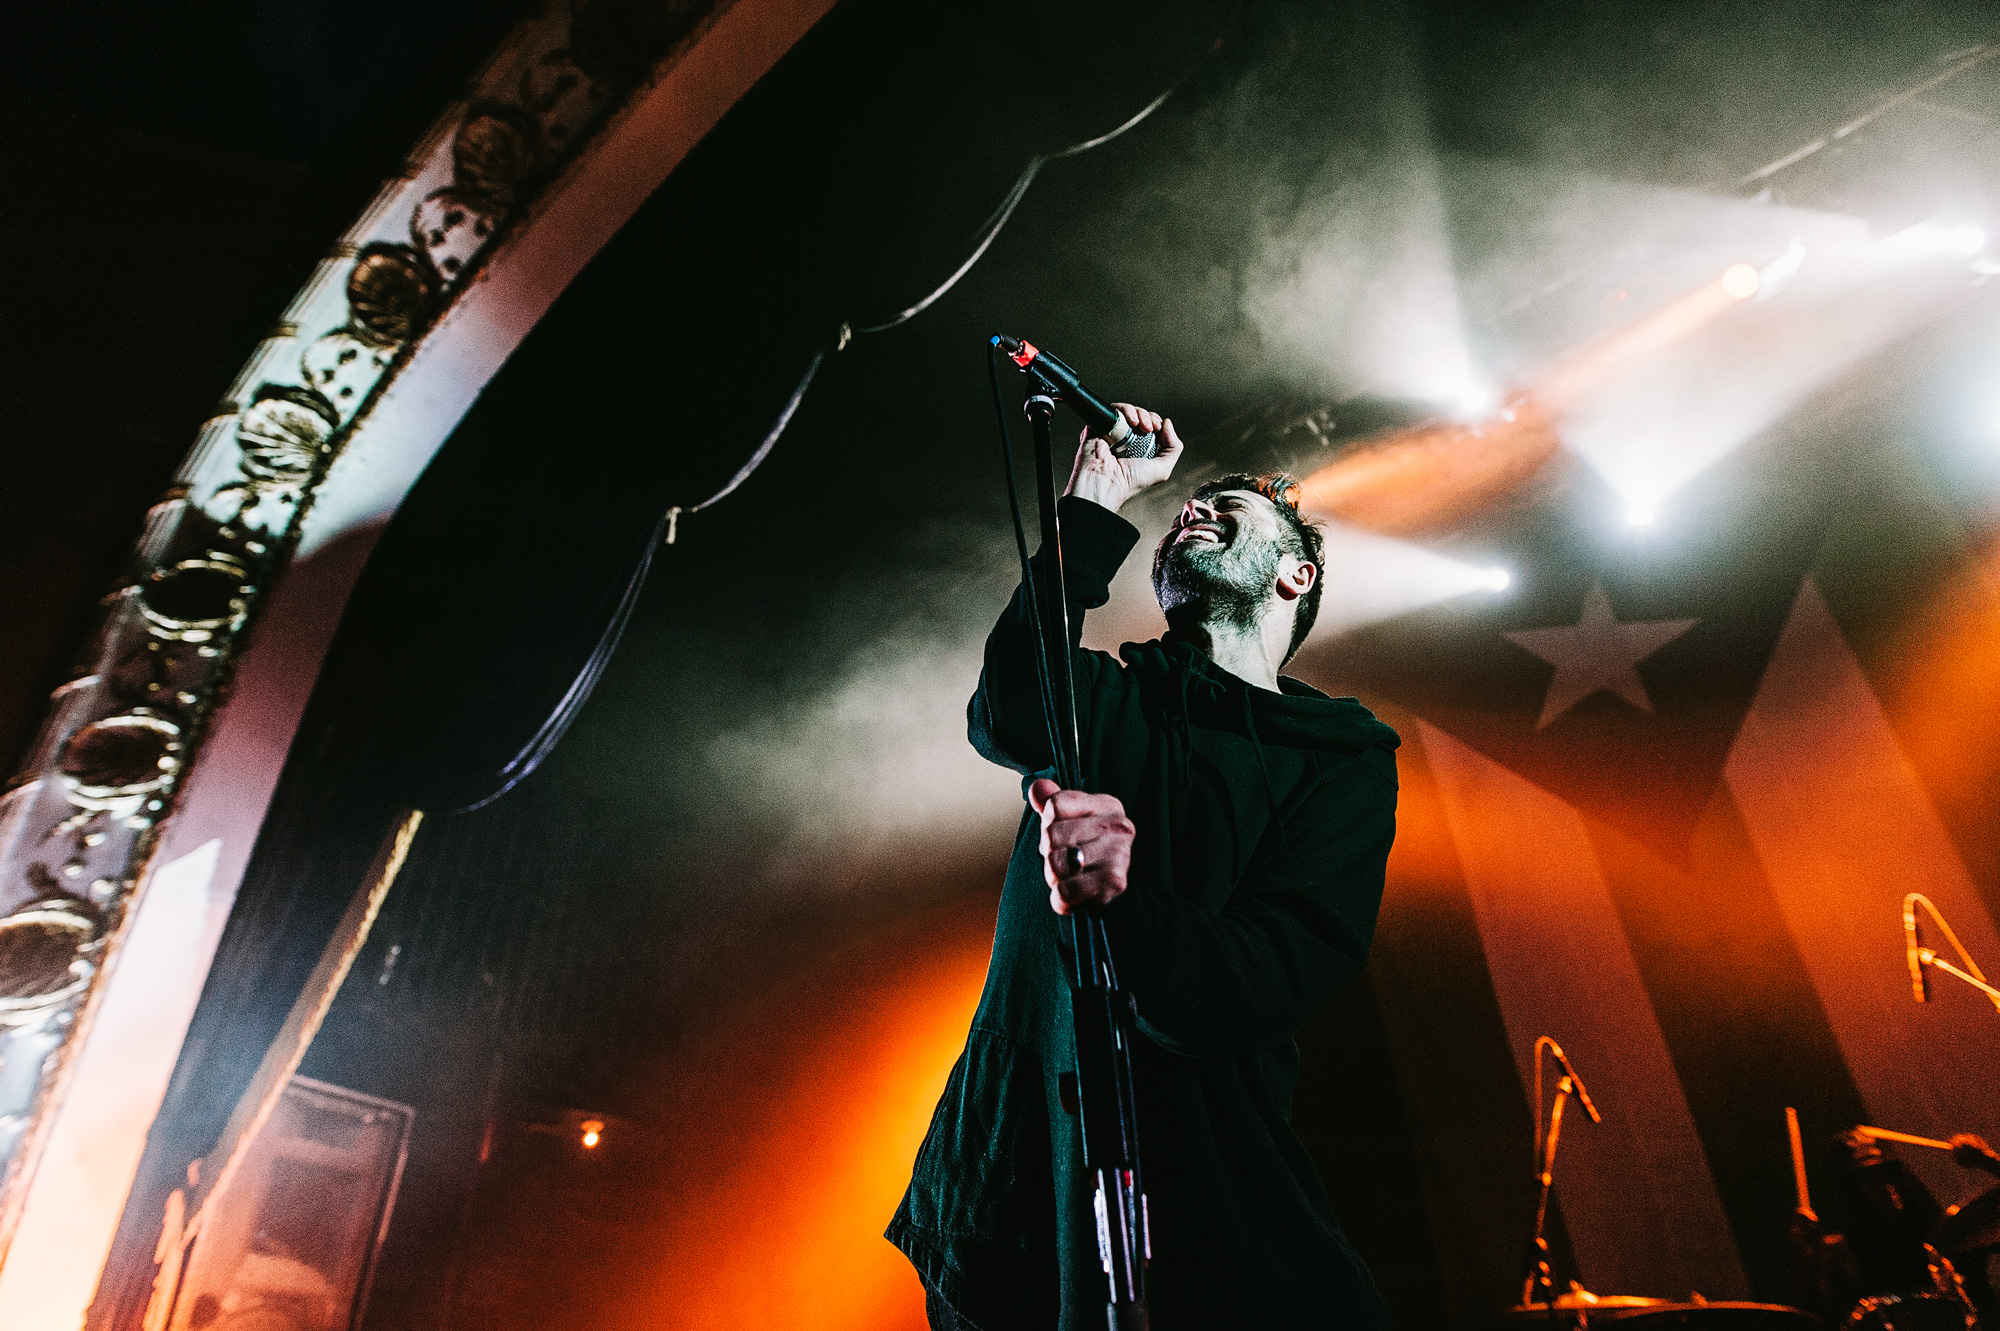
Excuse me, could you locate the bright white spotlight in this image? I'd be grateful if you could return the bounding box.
[1300,526,1532,638]
[1626,500,1657,527]
[1721,263,1761,300]
[1947,224,1987,257]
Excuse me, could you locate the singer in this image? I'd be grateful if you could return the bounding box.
[888,405,1401,1329]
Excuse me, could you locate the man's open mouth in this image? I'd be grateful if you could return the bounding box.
[1174,522,1225,546]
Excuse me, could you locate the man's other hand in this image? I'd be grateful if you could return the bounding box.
[1028,778,1134,915]
[1063,402,1184,513]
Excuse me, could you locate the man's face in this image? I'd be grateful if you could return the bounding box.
[1151,488,1290,626]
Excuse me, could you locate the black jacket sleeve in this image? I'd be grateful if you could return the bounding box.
[1099,756,1397,1060]
[968,496,1141,775]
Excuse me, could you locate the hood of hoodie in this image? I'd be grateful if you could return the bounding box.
[1120,634,1401,758]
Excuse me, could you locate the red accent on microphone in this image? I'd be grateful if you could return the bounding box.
[1010,340,1039,369]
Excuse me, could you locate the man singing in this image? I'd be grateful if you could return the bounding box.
[888,404,1400,1330]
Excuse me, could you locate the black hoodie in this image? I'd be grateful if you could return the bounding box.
[889,497,1400,1330]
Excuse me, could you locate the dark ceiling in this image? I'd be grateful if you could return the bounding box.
[0,0,535,767]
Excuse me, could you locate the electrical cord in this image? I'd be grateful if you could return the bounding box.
[465,72,1196,810]
[855,86,1176,337]
[670,78,1188,541]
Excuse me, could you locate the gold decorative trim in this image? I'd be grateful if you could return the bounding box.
[0,0,730,1266]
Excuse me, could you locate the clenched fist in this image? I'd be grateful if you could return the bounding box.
[1063,402,1184,514]
[1028,778,1135,916]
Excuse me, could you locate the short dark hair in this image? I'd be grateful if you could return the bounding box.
[1188,472,1324,665]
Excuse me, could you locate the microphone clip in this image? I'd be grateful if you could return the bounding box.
[991,333,1159,460]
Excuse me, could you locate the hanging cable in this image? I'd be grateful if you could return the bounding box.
[686,77,1188,530]
[462,68,1201,811]
[664,342,829,541]
[856,86,1175,335]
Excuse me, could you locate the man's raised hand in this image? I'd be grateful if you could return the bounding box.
[1951,1133,2000,1178]
[1062,402,1184,514]
[1028,778,1135,916]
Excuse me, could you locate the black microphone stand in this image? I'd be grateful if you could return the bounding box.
[1022,389,1151,1331]
[1521,1075,1573,1315]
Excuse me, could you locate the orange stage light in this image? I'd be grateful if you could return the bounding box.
[1297,398,1559,536]
[1298,263,1760,535]
[622,901,994,1331]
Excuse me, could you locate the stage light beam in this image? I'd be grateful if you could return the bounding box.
[1879,220,1990,262]
[1450,382,1499,418]
[1557,228,1971,533]
[1305,523,1523,640]
[1755,238,1808,300]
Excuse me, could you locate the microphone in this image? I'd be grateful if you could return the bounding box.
[993,335,1159,459]
[1906,893,1931,1004]
[1545,1039,1602,1124]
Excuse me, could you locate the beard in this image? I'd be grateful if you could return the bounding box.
[1151,529,1279,630]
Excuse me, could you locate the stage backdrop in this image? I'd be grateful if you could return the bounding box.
[1307,326,2000,1320]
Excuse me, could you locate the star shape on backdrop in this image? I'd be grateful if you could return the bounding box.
[1503,582,1699,729]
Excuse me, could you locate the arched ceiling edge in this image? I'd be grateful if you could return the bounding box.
[0,0,838,1316]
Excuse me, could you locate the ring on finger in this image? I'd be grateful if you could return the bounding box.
[1063,846,1085,877]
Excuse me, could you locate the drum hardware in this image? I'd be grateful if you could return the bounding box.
[1921,1244,1980,1329]
[1516,1286,1672,1312]
[1502,1062,1821,1328]
[1858,1244,1987,1331]
[1502,1291,1819,1327]
[1791,1115,1996,1329]
[1842,1292,1976,1330]
[1903,894,2000,1015]
[1520,1036,1603,1312]
[1492,925,2000,1331]
[1935,1182,2000,1256]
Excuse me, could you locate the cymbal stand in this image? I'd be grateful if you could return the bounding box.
[1521,1036,1602,1313]
[1905,893,2000,1015]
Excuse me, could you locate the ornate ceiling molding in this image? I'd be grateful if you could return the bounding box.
[0,0,838,1314]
